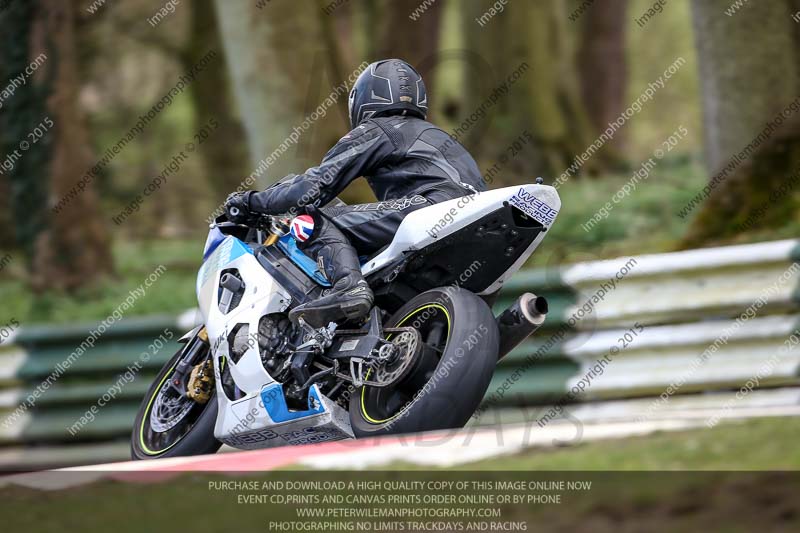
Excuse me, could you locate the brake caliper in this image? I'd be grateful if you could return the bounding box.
[186,359,214,404]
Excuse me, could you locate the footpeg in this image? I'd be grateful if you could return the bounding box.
[296,318,337,353]
[350,357,366,387]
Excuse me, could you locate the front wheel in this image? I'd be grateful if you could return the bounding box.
[131,331,221,460]
[349,287,499,437]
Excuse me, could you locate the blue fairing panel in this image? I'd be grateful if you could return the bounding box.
[202,226,227,261]
[260,383,325,423]
[276,235,332,287]
[196,236,254,297]
[228,237,254,262]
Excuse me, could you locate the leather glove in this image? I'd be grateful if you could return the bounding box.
[224,191,257,224]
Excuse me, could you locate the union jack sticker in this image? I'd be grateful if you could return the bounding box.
[290,215,315,243]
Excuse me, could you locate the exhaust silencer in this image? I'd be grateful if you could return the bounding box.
[496,293,548,360]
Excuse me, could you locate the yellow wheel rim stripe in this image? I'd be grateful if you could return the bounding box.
[360,303,451,425]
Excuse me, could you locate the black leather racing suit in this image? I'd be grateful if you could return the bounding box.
[251,115,487,256]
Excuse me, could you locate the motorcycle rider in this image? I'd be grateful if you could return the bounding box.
[225,59,486,328]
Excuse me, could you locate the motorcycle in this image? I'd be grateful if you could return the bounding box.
[131,183,559,459]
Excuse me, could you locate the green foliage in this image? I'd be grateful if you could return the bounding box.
[528,156,707,267]
[627,0,702,162]
[0,239,199,325]
[0,0,795,321]
[2,156,796,324]
[526,153,800,267]
[456,416,800,470]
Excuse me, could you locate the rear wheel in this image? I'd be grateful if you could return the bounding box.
[131,332,221,460]
[349,287,499,437]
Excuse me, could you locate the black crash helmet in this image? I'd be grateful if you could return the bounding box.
[348,59,428,129]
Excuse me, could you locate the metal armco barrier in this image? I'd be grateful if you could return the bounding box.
[1,239,798,469]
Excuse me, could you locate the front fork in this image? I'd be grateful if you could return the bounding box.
[168,326,211,399]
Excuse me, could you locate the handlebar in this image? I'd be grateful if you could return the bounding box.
[211,212,290,240]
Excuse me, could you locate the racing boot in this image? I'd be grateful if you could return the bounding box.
[288,214,374,328]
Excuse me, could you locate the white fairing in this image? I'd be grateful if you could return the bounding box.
[196,237,354,449]
[191,183,559,451]
[362,184,561,293]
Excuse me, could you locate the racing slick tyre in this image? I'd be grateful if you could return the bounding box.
[349,287,499,437]
[131,330,221,460]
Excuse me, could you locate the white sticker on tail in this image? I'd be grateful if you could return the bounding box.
[508,187,558,226]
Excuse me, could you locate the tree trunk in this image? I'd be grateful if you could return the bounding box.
[187,0,249,201]
[354,0,380,59]
[213,0,343,186]
[684,0,800,245]
[315,0,352,125]
[459,0,529,167]
[375,0,445,99]
[526,0,598,176]
[29,0,114,290]
[0,2,46,255]
[460,0,597,184]
[577,0,628,154]
[0,176,13,248]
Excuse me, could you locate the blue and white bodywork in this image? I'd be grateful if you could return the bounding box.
[196,234,353,449]
[192,183,560,450]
